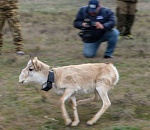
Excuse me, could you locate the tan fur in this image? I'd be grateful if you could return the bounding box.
[19,57,119,126]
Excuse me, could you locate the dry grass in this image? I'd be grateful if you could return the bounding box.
[0,0,150,130]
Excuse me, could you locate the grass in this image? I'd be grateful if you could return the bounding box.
[0,0,150,130]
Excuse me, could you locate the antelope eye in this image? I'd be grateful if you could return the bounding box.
[29,68,33,71]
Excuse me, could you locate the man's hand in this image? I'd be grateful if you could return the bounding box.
[82,22,90,27]
[95,22,104,29]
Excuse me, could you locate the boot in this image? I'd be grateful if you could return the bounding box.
[16,51,24,55]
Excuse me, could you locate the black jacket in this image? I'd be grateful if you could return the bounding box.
[74,6,116,42]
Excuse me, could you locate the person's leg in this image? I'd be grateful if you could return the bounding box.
[124,3,136,38]
[101,29,119,57]
[0,10,6,53]
[116,1,128,36]
[124,15,135,39]
[6,9,24,53]
[83,40,101,58]
[117,14,128,37]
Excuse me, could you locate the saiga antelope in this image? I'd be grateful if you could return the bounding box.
[19,57,119,126]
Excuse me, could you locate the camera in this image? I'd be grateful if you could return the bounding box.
[78,18,96,41]
[82,18,96,30]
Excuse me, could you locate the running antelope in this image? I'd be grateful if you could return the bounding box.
[19,57,119,126]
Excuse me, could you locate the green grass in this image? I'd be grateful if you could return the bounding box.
[104,126,140,130]
[0,0,150,130]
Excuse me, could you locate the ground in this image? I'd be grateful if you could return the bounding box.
[0,0,150,130]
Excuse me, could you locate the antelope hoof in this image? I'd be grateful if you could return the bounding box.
[86,120,95,126]
[65,119,72,126]
[71,121,80,126]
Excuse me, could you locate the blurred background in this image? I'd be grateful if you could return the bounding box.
[0,0,150,130]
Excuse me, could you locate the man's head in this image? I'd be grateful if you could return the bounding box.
[88,0,100,15]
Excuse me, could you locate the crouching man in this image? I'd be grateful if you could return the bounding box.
[74,0,119,58]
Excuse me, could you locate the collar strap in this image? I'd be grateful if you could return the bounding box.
[41,71,54,91]
[48,71,54,83]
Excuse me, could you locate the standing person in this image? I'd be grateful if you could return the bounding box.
[0,0,24,55]
[116,0,138,39]
[74,0,119,59]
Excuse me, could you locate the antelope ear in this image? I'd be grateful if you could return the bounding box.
[33,57,38,61]
[30,57,41,71]
[34,60,42,70]
[33,57,42,71]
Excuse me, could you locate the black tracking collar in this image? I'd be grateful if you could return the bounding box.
[41,71,54,91]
